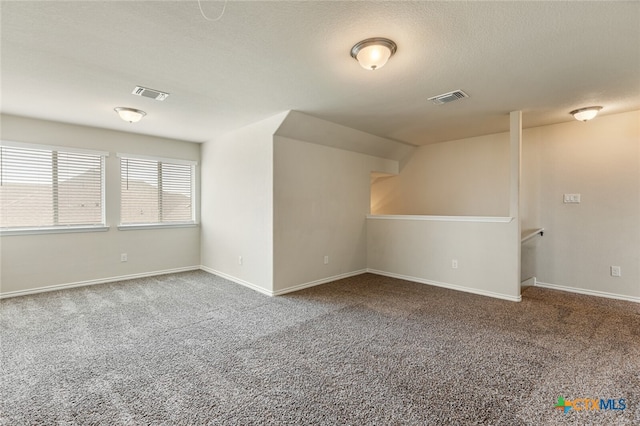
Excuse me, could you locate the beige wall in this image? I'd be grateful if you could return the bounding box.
[533,110,639,299]
[370,110,639,301]
[521,127,542,233]
[367,217,520,301]
[200,113,287,293]
[273,136,396,292]
[371,133,510,216]
[367,126,520,302]
[200,111,400,295]
[0,115,201,295]
[4,110,636,302]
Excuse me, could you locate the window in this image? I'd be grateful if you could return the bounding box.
[0,141,107,233]
[119,154,196,227]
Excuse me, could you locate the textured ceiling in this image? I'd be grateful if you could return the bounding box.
[1,1,639,145]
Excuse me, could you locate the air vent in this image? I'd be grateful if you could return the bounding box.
[132,86,169,101]
[428,90,469,105]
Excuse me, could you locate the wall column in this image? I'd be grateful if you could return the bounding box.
[510,111,522,296]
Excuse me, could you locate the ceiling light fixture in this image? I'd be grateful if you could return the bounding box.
[350,37,397,71]
[114,107,146,123]
[570,106,602,122]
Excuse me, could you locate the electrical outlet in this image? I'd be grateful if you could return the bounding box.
[452,259,458,269]
[611,266,621,277]
[238,256,243,265]
[120,253,128,262]
[324,255,329,265]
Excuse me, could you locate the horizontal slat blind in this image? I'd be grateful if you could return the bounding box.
[161,162,193,222]
[0,144,104,229]
[120,157,194,225]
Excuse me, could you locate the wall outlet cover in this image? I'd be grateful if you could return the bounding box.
[611,266,621,277]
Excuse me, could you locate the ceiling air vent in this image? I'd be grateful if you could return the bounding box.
[132,86,169,101]
[428,90,469,105]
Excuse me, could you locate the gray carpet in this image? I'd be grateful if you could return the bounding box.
[1,271,638,425]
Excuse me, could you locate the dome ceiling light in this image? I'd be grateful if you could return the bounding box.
[114,107,146,123]
[350,37,397,71]
[570,106,603,122]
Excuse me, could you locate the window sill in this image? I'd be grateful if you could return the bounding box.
[0,225,110,236]
[118,223,199,231]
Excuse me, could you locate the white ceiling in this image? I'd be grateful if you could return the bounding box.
[1,1,639,146]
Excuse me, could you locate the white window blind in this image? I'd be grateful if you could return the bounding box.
[120,155,195,225]
[0,142,105,230]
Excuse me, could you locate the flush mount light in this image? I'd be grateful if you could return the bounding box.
[350,37,397,71]
[114,107,146,123]
[570,106,602,122]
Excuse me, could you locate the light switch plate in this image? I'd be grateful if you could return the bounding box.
[563,194,581,203]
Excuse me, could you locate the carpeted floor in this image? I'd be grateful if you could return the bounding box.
[1,271,638,425]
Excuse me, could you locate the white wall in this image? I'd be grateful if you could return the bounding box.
[275,111,415,165]
[200,110,403,295]
[0,115,201,296]
[367,127,520,301]
[370,110,639,302]
[371,133,510,216]
[367,217,520,301]
[533,110,639,300]
[200,113,287,294]
[521,127,542,233]
[273,136,397,293]
[6,110,635,303]
[520,127,543,283]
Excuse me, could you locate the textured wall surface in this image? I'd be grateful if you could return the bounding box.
[0,115,201,295]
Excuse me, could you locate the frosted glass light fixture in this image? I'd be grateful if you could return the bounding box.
[570,106,602,122]
[350,38,397,71]
[114,107,146,123]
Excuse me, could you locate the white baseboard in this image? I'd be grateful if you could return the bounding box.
[367,269,522,302]
[535,281,639,303]
[272,269,367,296]
[199,266,273,297]
[0,266,201,299]
[199,266,368,297]
[521,277,536,287]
